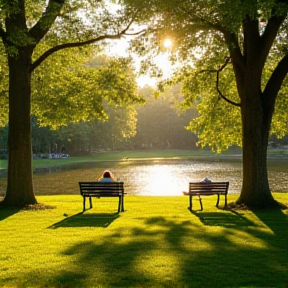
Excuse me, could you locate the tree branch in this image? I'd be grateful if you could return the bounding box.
[30,8,145,72]
[261,17,285,53]
[30,27,145,72]
[30,34,115,72]
[260,8,287,66]
[179,6,245,70]
[263,54,288,105]
[216,58,241,107]
[179,6,222,31]
[123,29,146,36]
[222,31,245,70]
[29,0,65,44]
[199,57,241,107]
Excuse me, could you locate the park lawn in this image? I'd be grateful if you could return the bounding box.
[0,193,288,288]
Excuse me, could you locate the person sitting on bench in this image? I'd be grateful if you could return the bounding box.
[98,170,115,182]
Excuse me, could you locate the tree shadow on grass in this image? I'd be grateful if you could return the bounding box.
[56,216,288,287]
[252,206,288,249]
[0,201,20,221]
[190,209,255,227]
[16,211,288,287]
[48,212,120,229]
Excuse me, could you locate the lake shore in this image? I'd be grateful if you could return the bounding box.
[0,148,287,171]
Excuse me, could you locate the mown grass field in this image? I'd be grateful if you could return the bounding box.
[1,193,288,288]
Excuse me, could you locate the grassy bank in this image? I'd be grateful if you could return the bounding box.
[0,149,220,170]
[1,193,288,288]
[1,148,287,170]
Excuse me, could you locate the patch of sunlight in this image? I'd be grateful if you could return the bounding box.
[227,230,270,249]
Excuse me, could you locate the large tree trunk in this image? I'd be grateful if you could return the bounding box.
[1,48,37,207]
[236,68,278,208]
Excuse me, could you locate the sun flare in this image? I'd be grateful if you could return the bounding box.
[163,38,172,49]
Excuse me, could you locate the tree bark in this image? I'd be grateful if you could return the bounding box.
[223,13,286,209]
[1,48,37,207]
[235,65,278,208]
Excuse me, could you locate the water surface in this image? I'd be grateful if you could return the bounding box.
[30,157,288,196]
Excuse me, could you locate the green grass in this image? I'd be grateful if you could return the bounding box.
[1,193,288,288]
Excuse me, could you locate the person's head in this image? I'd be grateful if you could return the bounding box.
[103,170,112,178]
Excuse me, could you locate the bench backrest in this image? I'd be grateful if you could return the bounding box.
[189,182,229,195]
[79,181,124,196]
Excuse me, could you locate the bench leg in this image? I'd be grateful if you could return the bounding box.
[225,194,227,207]
[118,196,121,213]
[199,196,203,211]
[83,197,86,211]
[117,196,125,213]
[216,194,220,207]
[89,197,93,209]
[121,196,124,212]
[189,195,192,210]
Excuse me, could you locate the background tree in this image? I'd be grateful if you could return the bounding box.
[29,85,198,155]
[31,53,142,127]
[49,104,139,154]
[0,0,142,207]
[134,85,197,149]
[124,0,288,208]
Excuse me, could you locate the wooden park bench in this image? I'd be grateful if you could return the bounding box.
[79,181,125,213]
[183,182,229,211]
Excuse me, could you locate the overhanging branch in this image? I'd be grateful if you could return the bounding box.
[263,54,288,104]
[29,0,65,43]
[31,34,120,72]
[199,57,241,107]
[30,11,146,72]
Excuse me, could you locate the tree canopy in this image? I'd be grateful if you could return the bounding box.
[31,52,143,128]
[0,0,144,207]
[123,0,288,208]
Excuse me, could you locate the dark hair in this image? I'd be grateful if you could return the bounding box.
[103,171,111,178]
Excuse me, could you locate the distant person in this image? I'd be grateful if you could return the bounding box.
[98,170,115,182]
[201,177,212,183]
[182,177,212,195]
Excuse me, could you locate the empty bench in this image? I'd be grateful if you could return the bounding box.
[183,182,229,210]
[79,181,125,213]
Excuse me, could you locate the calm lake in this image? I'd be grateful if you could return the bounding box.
[31,156,288,196]
[0,156,287,197]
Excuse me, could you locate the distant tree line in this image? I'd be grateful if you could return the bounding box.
[1,91,287,159]
[1,83,287,159]
[0,85,199,158]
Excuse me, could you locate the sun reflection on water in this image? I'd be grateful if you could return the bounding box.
[137,165,188,196]
[116,162,224,196]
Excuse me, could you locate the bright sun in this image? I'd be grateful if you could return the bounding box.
[106,37,175,87]
[163,38,172,49]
